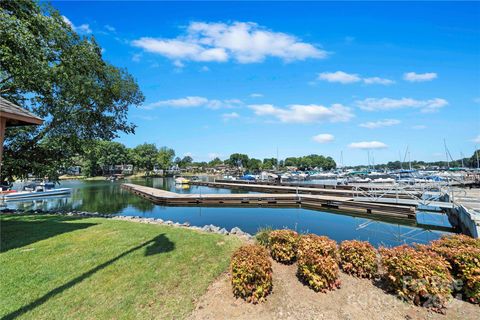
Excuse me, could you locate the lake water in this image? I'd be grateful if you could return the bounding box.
[6,177,454,247]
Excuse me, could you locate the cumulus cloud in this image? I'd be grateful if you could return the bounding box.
[318,71,361,84]
[363,77,395,85]
[132,21,326,64]
[222,112,240,120]
[356,97,448,113]
[359,119,401,129]
[250,93,264,98]
[62,16,92,34]
[472,135,480,144]
[403,72,437,82]
[141,96,243,110]
[249,103,354,123]
[317,71,394,85]
[348,141,388,149]
[313,133,335,143]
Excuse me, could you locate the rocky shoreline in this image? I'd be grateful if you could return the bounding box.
[0,208,254,240]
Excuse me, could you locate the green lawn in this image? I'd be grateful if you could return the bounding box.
[0,214,242,319]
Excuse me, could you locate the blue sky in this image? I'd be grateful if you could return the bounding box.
[53,1,480,165]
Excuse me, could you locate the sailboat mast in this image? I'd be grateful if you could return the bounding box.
[444,139,450,168]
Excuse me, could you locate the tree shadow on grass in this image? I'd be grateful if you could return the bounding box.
[0,216,96,253]
[3,234,174,320]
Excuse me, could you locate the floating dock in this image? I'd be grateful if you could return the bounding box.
[122,183,416,219]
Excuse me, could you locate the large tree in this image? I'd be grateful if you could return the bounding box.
[0,1,144,180]
[131,143,158,173]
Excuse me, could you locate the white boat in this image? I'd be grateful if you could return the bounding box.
[2,182,72,201]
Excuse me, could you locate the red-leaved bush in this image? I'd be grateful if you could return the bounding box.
[428,234,480,304]
[268,229,298,264]
[380,245,452,313]
[297,234,340,292]
[339,240,378,278]
[230,244,273,303]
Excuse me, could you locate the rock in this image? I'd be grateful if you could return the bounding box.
[218,228,229,235]
[164,220,174,225]
[230,227,245,235]
[181,222,190,227]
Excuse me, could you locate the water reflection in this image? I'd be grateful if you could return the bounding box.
[5,177,454,247]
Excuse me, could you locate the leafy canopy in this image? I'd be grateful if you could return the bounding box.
[0,0,144,180]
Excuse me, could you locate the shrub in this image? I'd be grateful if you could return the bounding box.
[297,234,340,292]
[428,234,480,304]
[230,244,273,303]
[297,234,338,261]
[255,226,273,247]
[339,240,378,278]
[268,229,298,263]
[379,245,453,312]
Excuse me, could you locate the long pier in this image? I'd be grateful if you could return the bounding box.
[188,180,452,209]
[122,183,416,219]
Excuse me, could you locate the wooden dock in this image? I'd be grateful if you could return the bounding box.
[189,180,425,200]
[122,183,416,219]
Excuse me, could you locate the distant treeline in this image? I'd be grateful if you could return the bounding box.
[74,141,337,177]
[344,149,480,170]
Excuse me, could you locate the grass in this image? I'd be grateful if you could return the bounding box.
[0,214,242,319]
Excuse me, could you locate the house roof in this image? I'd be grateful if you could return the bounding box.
[0,97,43,126]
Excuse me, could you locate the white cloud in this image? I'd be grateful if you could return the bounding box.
[363,77,395,85]
[250,93,264,98]
[412,125,427,130]
[249,103,354,123]
[132,53,142,62]
[105,25,116,32]
[200,66,210,72]
[62,16,92,34]
[318,71,361,84]
[403,72,437,82]
[317,71,394,85]
[132,21,326,64]
[313,133,335,143]
[356,97,448,113]
[348,141,388,149]
[472,135,480,144]
[141,96,243,110]
[359,119,400,129]
[222,112,240,120]
[173,60,185,68]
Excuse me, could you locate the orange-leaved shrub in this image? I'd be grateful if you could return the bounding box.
[297,234,340,292]
[268,229,298,263]
[379,245,453,312]
[339,240,378,278]
[230,244,273,303]
[428,234,480,304]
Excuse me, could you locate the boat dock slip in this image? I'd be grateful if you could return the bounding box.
[122,183,416,219]
[189,180,426,200]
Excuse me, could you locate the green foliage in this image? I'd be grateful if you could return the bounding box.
[0,0,144,181]
[255,226,273,247]
[296,234,340,292]
[379,245,453,312]
[428,234,480,304]
[131,143,158,172]
[230,244,273,304]
[246,158,262,172]
[225,153,249,168]
[283,154,336,170]
[208,157,223,167]
[268,229,299,264]
[339,240,377,278]
[157,147,175,170]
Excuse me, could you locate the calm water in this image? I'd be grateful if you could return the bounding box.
[6,177,453,247]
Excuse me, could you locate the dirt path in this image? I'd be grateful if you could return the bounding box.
[189,262,478,320]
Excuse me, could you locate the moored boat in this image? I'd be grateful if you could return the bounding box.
[2,182,71,201]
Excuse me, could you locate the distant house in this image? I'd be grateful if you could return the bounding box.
[66,166,82,176]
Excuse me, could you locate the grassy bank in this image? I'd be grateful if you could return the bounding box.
[0,214,242,319]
